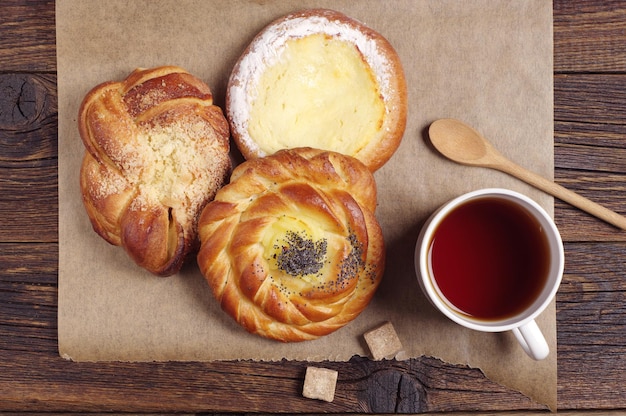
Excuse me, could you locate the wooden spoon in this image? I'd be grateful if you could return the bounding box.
[429,118,626,230]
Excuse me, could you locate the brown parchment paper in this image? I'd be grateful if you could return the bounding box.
[57,0,556,410]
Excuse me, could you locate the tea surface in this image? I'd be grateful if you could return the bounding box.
[429,197,550,321]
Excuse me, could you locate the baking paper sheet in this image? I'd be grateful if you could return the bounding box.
[57,0,555,410]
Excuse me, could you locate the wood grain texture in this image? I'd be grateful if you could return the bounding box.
[554,0,626,72]
[0,74,57,162]
[0,0,625,413]
[0,0,57,73]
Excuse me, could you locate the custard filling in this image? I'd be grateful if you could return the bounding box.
[248,34,385,156]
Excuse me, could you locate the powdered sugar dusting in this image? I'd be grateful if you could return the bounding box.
[89,162,131,200]
[228,12,396,155]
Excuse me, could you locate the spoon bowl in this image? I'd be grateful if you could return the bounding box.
[429,118,495,165]
[428,118,626,230]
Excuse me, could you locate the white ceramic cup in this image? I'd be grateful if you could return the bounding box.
[414,188,564,360]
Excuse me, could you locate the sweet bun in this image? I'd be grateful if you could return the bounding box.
[78,66,231,276]
[197,147,385,341]
[226,9,407,171]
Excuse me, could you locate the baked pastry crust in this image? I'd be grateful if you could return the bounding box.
[197,147,385,341]
[226,8,407,172]
[78,66,231,276]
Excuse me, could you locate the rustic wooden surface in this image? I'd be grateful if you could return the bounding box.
[0,0,625,413]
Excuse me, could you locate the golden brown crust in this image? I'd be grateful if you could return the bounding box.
[226,8,407,172]
[197,147,385,341]
[78,66,231,276]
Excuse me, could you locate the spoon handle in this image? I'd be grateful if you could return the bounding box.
[495,159,626,230]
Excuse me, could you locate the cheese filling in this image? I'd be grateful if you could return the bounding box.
[248,34,385,156]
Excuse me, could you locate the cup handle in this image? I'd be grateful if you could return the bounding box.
[512,319,550,361]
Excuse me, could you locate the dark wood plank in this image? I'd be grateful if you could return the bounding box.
[554,0,626,72]
[557,243,626,409]
[551,6,626,407]
[0,0,57,73]
[554,74,626,125]
[0,243,58,355]
[553,73,626,240]
[0,159,58,243]
[0,72,58,243]
[0,351,546,413]
[0,74,58,162]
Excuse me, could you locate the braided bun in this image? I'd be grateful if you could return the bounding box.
[78,66,231,276]
[197,148,385,341]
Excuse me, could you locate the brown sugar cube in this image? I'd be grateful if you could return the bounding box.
[302,366,338,402]
[363,321,403,360]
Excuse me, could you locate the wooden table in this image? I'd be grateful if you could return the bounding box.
[1,0,624,413]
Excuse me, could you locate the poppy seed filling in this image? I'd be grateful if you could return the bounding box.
[275,230,328,276]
